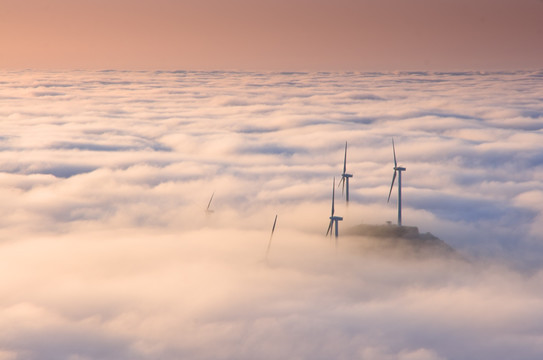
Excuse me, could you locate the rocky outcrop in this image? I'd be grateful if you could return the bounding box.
[343,223,455,257]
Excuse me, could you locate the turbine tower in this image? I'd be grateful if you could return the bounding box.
[339,141,353,203]
[326,177,343,243]
[387,139,406,226]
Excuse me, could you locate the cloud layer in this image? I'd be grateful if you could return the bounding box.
[0,70,542,359]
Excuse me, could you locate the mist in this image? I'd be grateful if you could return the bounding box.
[0,70,542,359]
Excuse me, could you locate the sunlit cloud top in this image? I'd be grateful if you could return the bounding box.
[1,70,543,359]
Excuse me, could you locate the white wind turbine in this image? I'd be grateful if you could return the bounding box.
[339,141,353,204]
[326,177,343,242]
[387,139,406,226]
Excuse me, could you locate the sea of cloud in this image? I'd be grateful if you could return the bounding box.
[0,70,542,359]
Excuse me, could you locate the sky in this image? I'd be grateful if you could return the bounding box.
[0,69,543,359]
[1,0,543,71]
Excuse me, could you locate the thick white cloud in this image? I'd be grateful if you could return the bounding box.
[0,70,542,359]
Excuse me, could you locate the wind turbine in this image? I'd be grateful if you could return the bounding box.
[326,177,343,243]
[265,214,278,260]
[338,141,353,203]
[205,192,215,214]
[387,139,406,226]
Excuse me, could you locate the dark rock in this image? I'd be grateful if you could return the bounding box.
[343,223,456,257]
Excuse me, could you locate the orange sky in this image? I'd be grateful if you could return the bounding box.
[1,0,542,71]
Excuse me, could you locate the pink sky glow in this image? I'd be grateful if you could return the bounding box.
[1,0,542,71]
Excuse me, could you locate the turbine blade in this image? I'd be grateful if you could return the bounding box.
[331,177,335,216]
[207,192,215,210]
[338,176,345,197]
[392,138,397,168]
[343,141,347,174]
[266,214,278,257]
[271,214,277,236]
[387,171,397,203]
[326,219,333,236]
